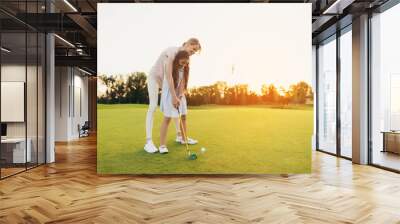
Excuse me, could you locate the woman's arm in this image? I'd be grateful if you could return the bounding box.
[164,57,180,107]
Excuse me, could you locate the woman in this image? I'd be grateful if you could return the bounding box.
[144,38,201,153]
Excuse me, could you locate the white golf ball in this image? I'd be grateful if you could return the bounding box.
[201,147,206,153]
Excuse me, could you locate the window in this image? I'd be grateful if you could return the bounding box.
[0,2,46,179]
[371,3,400,171]
[390,74,400,130]
[318,36,337,154]
[339,28,352,158]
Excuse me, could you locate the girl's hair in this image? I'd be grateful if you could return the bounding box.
[182,38,202,53]
[172,50,190,90]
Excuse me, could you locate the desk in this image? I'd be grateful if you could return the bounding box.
[381,131,400,154]
[1,138,31,163]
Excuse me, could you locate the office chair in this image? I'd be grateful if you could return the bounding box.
[78,121,90,138]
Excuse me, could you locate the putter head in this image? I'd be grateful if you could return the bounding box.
[188,152,197,160]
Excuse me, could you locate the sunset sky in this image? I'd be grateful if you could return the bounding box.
[98,3,311,94]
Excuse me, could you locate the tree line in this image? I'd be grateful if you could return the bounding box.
[97,72,313,105]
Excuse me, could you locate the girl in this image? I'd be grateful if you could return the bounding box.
[158,50,194,153]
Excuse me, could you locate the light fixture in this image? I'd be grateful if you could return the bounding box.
[1,47,11,53]
[76,48,85,55]
[322,0,354,15]
[78,67,93,76]
[63,0,78,12]
[54,34,75,48]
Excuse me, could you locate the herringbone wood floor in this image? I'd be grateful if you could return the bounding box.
[1,135,400,224]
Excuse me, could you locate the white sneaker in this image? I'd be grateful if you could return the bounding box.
[159,145,169,154]
[144,141,158,153]
[175,136,198,145]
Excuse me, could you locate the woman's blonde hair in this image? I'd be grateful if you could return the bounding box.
[183,38,202,53]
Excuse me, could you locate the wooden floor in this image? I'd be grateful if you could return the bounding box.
[1,167,26,178]
[1,135,400,224]
[373,151,400,171]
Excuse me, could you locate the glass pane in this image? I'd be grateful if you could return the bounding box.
[371,4,400,171]
[340,29,352,158]
[0,1,46,178]
[27,31,38,169]
[312,45,317,151]
[318,37,337,154]
[38,33,45,165]
[1,31,27,177]
[390,75,400,130]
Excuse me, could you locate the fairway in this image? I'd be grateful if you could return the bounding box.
[97,104,313,174]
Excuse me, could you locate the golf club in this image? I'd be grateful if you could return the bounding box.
[177,107,197,160]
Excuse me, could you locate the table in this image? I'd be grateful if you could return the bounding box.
[1,138,31,163]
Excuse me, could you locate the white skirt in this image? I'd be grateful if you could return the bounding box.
[160,77,187,118]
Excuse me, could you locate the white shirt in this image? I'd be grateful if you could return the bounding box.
[149,46,180,85]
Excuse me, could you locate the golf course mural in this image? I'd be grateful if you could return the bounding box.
[97,3,312,174]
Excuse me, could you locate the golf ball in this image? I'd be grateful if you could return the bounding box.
[201,147,206,153]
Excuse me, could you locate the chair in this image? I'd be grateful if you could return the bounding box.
[78,121,90,138]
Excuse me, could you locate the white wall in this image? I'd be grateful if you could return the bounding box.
[55,67,89,141]
[55,66,70,141]
[70,72,89,139]
[1,82,25,122]
[75,73,89,120]
[1,65,36,138]
[1,65,26,128]
[1,63,46,164]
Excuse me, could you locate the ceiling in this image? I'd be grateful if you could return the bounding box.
[0,0,392,75]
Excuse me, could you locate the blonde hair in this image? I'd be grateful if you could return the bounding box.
[183,38,202,53]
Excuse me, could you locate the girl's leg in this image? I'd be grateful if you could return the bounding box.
[180,115,187,142]
[145,76,159,142]
[160,117,171,146]
[174,118,182,138]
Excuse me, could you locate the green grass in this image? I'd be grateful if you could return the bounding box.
[97,104,313,174]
